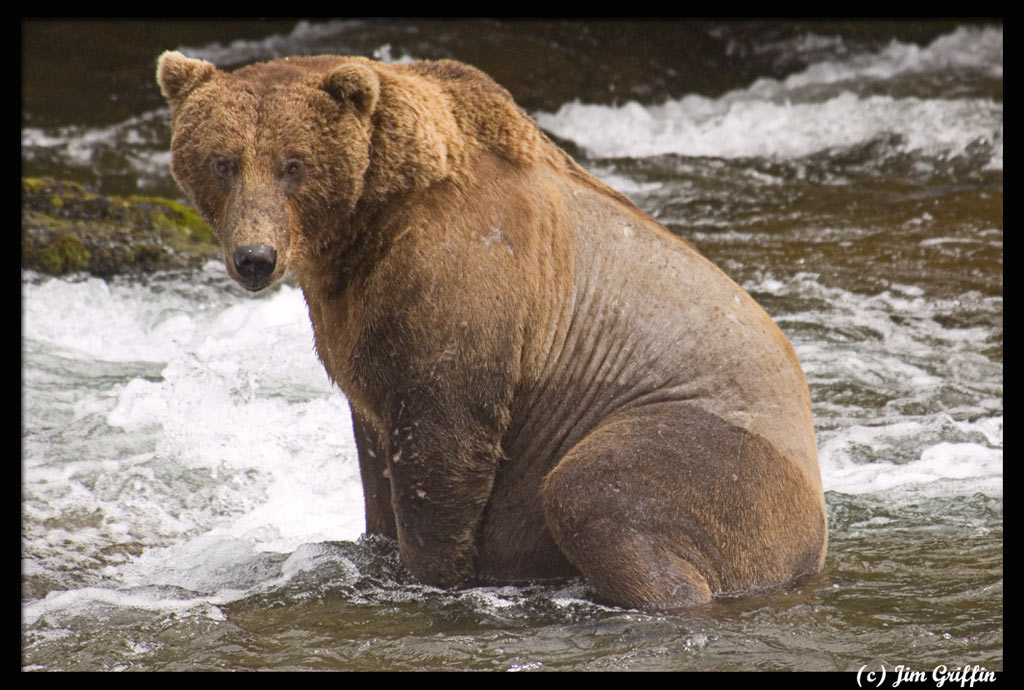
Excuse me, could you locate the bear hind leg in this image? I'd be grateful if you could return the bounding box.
[541,401,824,611]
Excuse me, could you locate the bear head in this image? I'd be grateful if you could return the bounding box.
[156,50,449,292]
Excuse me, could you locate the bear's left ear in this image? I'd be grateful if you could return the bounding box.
[157,50,217,109]
[322,62,380,116]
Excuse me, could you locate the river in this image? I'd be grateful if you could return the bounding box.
[22,19,1002,671]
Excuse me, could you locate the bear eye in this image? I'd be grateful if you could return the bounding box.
[211,156,237,179]
[279,158,306,193]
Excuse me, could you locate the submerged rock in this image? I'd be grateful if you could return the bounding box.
[22,177,220,276]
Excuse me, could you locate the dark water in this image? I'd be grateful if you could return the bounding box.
[22,20,1001,672]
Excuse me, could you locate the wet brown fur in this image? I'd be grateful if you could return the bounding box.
[157,51,827,610]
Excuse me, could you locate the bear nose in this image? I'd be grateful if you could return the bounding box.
[233,244,278,289]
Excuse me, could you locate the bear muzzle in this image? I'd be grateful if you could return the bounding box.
[232,243,279,292]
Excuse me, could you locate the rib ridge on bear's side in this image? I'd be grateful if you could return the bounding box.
[157,50,827,611]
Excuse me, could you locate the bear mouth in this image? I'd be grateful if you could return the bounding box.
[236,276,274,292]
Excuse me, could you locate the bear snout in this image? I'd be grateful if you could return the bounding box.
[232,244,278,291]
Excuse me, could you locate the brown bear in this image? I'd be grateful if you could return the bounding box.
[157,50,827,611]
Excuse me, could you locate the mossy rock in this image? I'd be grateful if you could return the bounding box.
[22,176,221,277]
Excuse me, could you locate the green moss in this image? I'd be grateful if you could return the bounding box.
[22,176,221,276]
[22,177,56,195]
[23,176,94,202]
[171,203,216,243]
[35,233,91,275]
[128,194,215,243]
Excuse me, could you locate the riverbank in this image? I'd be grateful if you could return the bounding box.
[22,176,219,276]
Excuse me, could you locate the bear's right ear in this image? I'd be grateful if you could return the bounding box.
[157,50,217,109]
[322,63,380,116]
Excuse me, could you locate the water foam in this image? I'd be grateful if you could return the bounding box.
[24,274,367,615]
[750,273,1003,498]
[21,109,172,190]
[535,26,1002,166]
[22,584,230,627]
[772,24,1003,91]
[100,283,366,551]
[821,430,1002,497]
